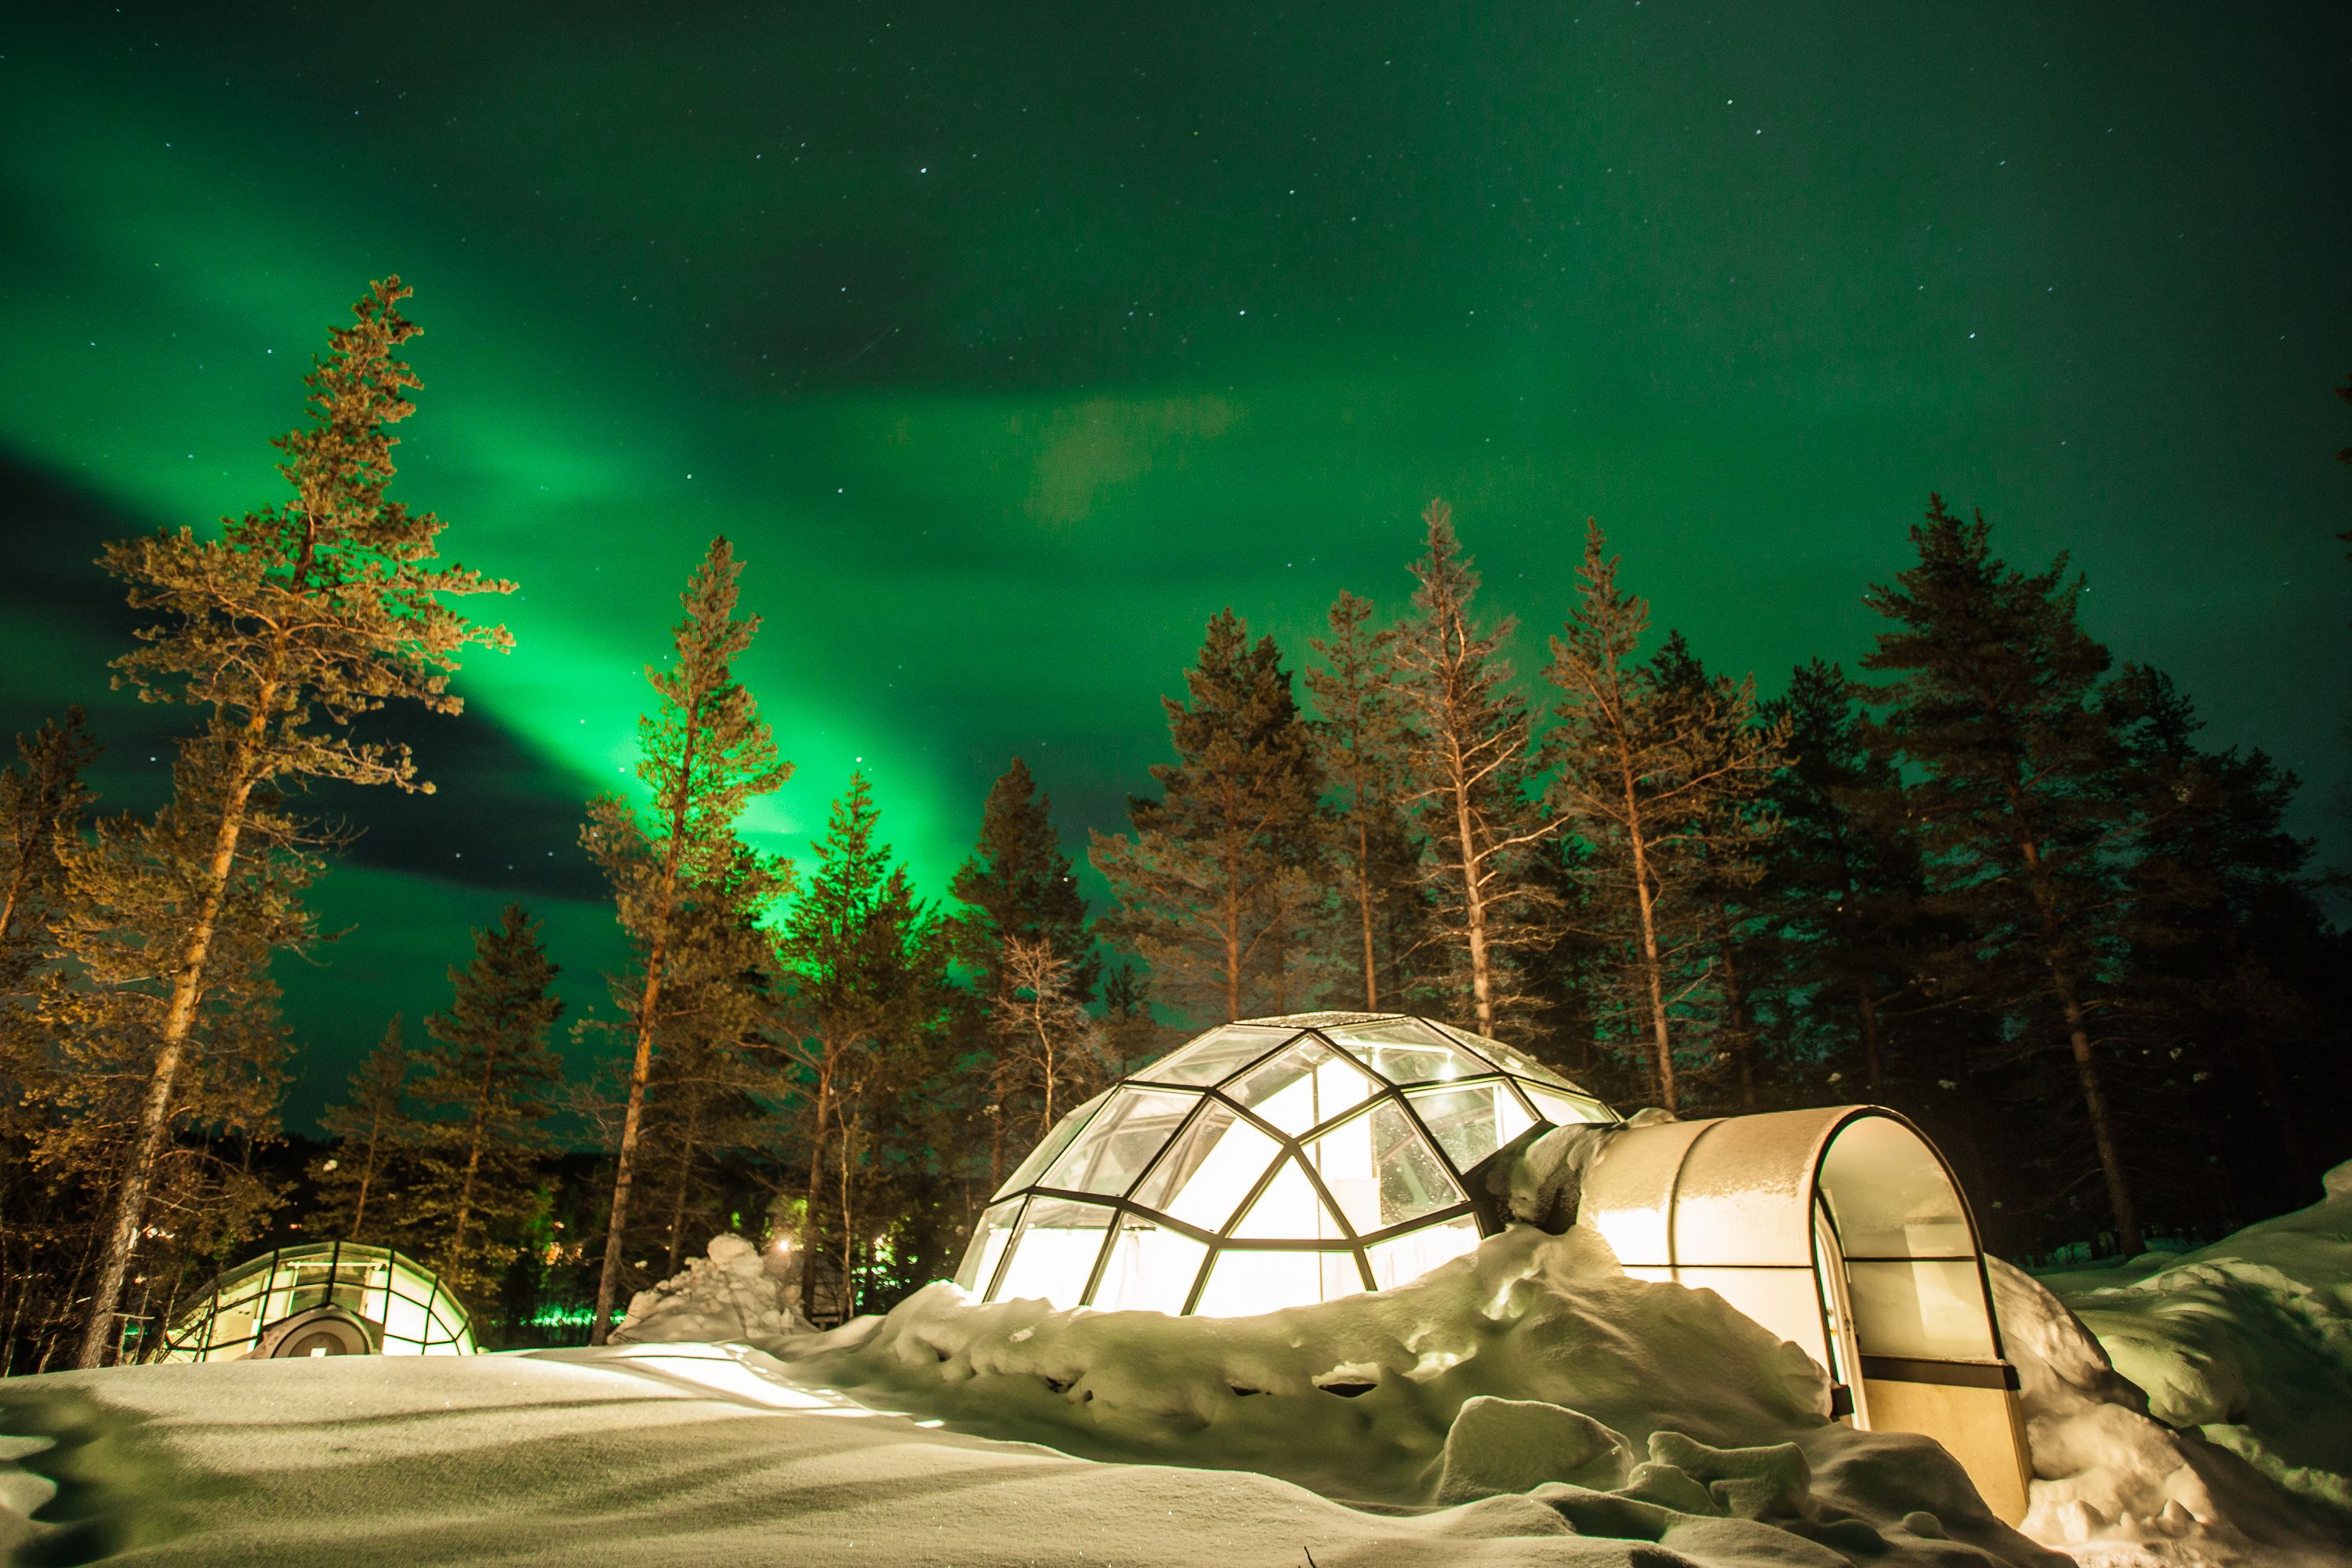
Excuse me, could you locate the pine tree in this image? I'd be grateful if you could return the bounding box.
[1091,612,1325,1025]
[583,536,793,1341]
[44,743,302,1363]
[1759,660,1938,1102]
[2104,665,2327,1228]
[779,773,949,1317]
[310,1017,419,1245]
[633,840,788,1277]
[73,278,512,1365]
[1543,524,1781,1112]
[1862,497,2145,1254]
[0,711,100,1374]
[1644,633,1786,1112]
[409,907,564,1308]
[1306,591,1424,1011]
[951,758,1093,1000]
[1386,502,1557,1035]
[952,759,1092,1190]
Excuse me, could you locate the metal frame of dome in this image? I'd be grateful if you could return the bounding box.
[152,1240,478,1363]
[956,1012,1617,1316]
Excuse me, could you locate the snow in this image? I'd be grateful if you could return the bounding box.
[5,1166,2350,1565]
[610,1232,814,1348]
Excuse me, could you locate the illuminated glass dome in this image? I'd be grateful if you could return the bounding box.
[154,1241,477,1362]
[956,1013,1616,1316]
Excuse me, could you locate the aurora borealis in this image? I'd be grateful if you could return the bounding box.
[3,4,2346,1126]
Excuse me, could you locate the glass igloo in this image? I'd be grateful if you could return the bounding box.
[151,1242,477,1362]
[956,1012,1615,1316]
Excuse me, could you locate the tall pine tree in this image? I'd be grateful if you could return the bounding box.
[1307,591,1424,1011]
[309,1017,419,1246]
[410,906,564,1308]
[1092,612,1324,1025]
[1387,502,1555,1035]
[74,278,511,1365]
[1863,497,2145,1254]
[584,536,792,1341]
[1544,524,1780,1111]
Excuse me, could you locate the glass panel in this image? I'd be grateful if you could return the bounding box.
[996,1091,1112,1199]
[1305,1100,1461,1235]
[1432,1022,1592,1092]
[1224,1041,1380,1134]
[1232,1155,1348,1241]
[1192,1248,1366,1316]
[1521,1083,1614,1127]
[1407,1081,1535,1171]
[992,1198,1116,1308]
[1318,1018,1490,1086]
[1818,1116,1974,1258]
[1134,1024,1298,1087]
[1041,1087,1200,1196]
[956,1198,1025,1294]
[1366,1216,1482,1290]
[1847,1258,1998,1360]
[1130,1101,1282,1232]
[1089,1218,1210,1314]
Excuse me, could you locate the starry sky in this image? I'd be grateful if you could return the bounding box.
[4,3,2347,1129]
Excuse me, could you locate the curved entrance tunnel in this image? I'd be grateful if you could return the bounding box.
[1576,1106,2032,1523]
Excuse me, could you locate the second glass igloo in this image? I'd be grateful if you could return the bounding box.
[956,1011,1615,1316]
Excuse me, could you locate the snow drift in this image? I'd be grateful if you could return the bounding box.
[5,1168,2349,1566]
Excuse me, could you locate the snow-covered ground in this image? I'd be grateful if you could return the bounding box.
[5,1171,2347,1566]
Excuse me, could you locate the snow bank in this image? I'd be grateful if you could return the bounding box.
[772,1222,2063,1564]
[2010,1161,2352,1564]
[609,1233,812,1348]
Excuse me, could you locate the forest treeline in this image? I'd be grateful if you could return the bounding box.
[3,282,2347,1371]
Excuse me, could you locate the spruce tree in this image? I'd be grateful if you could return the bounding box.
[310,1017,419,1246]
[1091,611,1324,1025]
[780,773,949,1316]
[74,278,512,1365]
[952,760,1092,1189]
[1862,497,2144,1254]
[584,536,792,1341]
[633,840,787,1276]
[1759,660,1937,1102]
[410,906,564,1307]
[2105,665,2327,1226]
[951,758,1092,1000]
[1307,591,1424,1011]
[1386,503,1555,1035]
[1543,524,1780,1111]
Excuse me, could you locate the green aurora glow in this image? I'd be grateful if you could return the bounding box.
[3,3,2347,1126]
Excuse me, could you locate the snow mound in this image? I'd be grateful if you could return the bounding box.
[768,1221,2061,1565]
[609,1234,812,1348]
[2018,1161,2352,1563]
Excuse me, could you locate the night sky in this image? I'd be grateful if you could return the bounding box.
[4,4,2347,1129]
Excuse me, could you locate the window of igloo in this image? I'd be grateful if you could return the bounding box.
[956,1013,1615,1316]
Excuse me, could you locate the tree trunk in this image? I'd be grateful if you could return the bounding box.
[1719,934,1756,1112]
[448,1060,495,1284]
[1449,750,1494,1036]
[800,1051,833,1318]
[75,747,263,1369]
[1354,818,1379,1011]
[1619,771,1676,1114]
[2016,835,2141,1255]
[663,1098,703,1277]
[590,925,669,1343]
